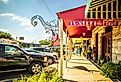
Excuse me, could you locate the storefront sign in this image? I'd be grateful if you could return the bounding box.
[69,19,119,26]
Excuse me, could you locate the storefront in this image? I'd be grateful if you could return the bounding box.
[85,0,121,63]
[57,0,121,76]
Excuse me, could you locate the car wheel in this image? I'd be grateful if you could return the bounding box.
[48,57,53,65]
[29,62,42,73]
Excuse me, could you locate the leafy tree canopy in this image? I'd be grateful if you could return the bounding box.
[0,31,12,39]
[39,39,50,45]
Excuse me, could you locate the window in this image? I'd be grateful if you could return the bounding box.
[108,3,111,11]
[0,45,4,56]
[108,12,111,19]
[103,12,106,18]
[5,46,23,56]
[113,12,116,18]
[92,12,96,18]
[103,5,106,11]
[98,6,101,11]
[92,8,96,11]
[113,1,116,11]
[118,12,121,18]
[98,12,101,18]
[118,0,121,11]
[87,12,90,18]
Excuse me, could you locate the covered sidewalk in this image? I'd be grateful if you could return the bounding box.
[49,55,113,82]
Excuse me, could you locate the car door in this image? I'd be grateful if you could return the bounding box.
[3,45,28,66]
[0,45,4,67]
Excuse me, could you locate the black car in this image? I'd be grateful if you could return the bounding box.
[0,43,47,73]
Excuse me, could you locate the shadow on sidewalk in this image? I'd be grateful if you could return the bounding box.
[67,66,99,73]
[71,59,86,61]
[69,61,92,65]
[63,79,78,82]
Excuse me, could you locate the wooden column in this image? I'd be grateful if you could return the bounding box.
[65,28,68,68]
[116,0,118,18]
[106,2,108,19]
[59,19,64,77]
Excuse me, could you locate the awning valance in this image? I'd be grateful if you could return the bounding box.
[57,5,93,38]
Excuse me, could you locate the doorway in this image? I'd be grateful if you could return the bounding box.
[102,26,112,62]
[95,33,98,60]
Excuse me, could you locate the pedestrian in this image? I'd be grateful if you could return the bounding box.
[92,45,97,62]
[87,44,92,59]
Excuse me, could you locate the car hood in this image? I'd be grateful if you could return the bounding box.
[27,52,46,56]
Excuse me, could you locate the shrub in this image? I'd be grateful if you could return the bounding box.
[13,67,63,82]
[100,61,121,80]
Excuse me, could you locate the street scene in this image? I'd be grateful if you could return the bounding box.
[0,0,121,82]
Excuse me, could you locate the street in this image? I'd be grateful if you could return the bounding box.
[0,70,32,82]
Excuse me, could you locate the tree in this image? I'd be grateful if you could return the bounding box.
[39,39,50,45]
[0,31,12,39]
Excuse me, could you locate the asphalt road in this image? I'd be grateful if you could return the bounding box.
[0,70,32,82]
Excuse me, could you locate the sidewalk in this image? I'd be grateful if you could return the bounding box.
[49,55,113,82]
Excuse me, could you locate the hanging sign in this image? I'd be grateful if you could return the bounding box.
[69,19,119,26]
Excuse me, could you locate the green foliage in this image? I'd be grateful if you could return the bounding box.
[13,67,63,82]
[0,31,12,39]
[39,39,50,45]
[100,61,121,80]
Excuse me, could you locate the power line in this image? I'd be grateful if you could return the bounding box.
[42,0,55,18]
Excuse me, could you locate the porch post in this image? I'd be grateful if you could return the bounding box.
[59,19,64,77]
[65,28,68,68]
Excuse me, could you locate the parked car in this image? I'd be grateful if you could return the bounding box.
[0,43,48,74]
[24,48,58,64]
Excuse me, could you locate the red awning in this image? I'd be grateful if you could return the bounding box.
[57,5,92,38]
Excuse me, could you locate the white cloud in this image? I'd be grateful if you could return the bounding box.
[0,0,10,3]
[0,13,35,31]
[0,28,9,32]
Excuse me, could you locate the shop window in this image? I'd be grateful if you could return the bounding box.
[113,12,116,18]
[87,12,90,18]
[118,12,121,18]
[92,12,96,18]
[108,3,111,11]
[113,1,116,11]
[103,5,106,11]
[103,12,106,18]
[108,12,111,19]
[98,12,101,18]
[118,0,121,11]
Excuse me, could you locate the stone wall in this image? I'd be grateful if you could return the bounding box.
[112,25,121,63]
[92,26,105,60]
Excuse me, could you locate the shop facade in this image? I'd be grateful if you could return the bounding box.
[85,0,121,63]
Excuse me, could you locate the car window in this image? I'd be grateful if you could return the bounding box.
[0,45,4,56]
[44,49,50,52]
[5,46,23,56]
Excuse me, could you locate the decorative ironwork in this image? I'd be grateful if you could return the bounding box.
[31,15,59,36]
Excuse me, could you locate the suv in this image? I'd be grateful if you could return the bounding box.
[0,43,47,73]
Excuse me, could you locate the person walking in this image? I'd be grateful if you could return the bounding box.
[87,44,92,59]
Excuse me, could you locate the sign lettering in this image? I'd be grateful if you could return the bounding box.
[69,19,119,26]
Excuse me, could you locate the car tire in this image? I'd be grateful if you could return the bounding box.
[29,62,42,74]
[47,57,53,65]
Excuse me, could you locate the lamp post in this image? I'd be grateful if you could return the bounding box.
[31,15,58,36]
[31,15,64,77]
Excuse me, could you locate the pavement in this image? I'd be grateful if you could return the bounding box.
[49,55,113,82]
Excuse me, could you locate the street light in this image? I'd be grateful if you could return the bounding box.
[31,15,59,36]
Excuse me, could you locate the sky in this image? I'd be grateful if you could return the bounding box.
[0,0,88,43]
